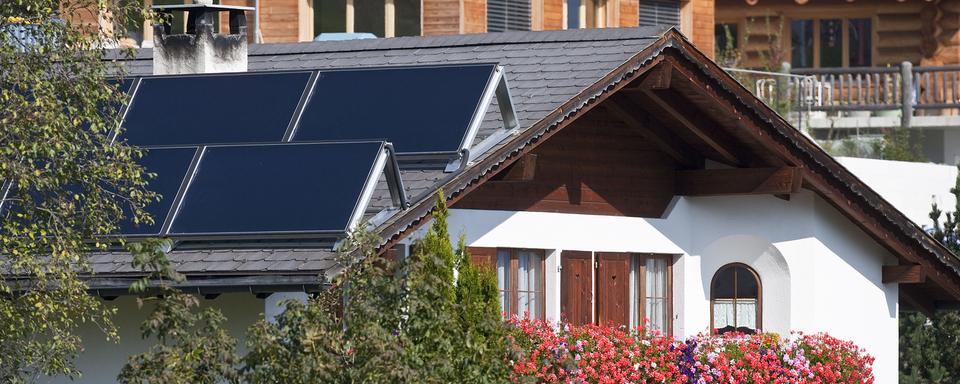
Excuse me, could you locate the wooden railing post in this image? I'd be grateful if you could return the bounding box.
[901,61,913,129]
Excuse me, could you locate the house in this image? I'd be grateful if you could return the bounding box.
[97,0,715,53]
[57,5,960,383]
[712,0,960,164]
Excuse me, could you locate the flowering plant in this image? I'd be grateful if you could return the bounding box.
[506,318,874,384]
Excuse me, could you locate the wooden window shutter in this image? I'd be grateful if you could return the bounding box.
[638,0,680,27]
[467,246,498,271]
[561,250,593,326]
[488,0,532,32]
[596,252,631,327]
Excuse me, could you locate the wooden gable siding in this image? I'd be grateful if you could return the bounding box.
[542,0,565,30]
[423,0,461,35]
[454,107,677,217]
[620,0,640,28]
[464,0,488,33]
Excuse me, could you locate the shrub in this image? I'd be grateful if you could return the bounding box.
[506,318,874,384]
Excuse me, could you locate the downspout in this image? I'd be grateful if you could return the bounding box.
[253,0,263,43]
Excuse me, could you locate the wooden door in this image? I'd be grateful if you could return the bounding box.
[561,250,593,325]
[596,252,631,327]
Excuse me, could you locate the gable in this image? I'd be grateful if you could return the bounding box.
[379,30,960,310]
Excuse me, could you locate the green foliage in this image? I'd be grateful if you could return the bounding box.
[882,128,924,162]
[118,240,239,384]
[240,192,508,382]
[0,0,154,381]
[900,165,960,382]
[899,311,960,383]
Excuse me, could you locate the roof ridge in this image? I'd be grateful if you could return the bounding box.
[249,27,668,56]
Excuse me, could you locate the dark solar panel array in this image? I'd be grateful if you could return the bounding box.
[108,64,497,240]
[168,142,383,236]
[118,147,198,235]
[293,65,496,154]
[120,71,312,146]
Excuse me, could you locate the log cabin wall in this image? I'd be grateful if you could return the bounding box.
[423,0,463,35]
[715,0,960,68]
[454,106,678,217]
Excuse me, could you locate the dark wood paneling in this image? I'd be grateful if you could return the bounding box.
[596,252,631,327]
[467,246,497,272]
[561,250,593,325]
[455,109,677,217]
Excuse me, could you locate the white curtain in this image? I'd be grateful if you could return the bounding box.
[497,250,510,317]
[644,257,668,332]
[736,299,758,330]
[516,250,541,319]
[712,299,736,329]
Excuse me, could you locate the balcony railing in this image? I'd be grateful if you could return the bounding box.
[724,62,960,128]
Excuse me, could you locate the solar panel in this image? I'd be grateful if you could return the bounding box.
[120,71,312,146]
[292,64,497,155]
[118,147,198,235]
[168,141,385,237]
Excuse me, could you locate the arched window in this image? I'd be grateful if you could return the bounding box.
[710,263,761,334]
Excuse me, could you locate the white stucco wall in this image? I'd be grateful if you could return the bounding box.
[420,190,899,383]
[47,293,263,384]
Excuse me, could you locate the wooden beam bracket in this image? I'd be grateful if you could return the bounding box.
[883,264,926,284]
[675,167,802,196]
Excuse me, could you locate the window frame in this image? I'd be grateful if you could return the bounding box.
[709,262,762,335]
[498,248,546,320]
[312,0,422,38]
[787,15,875,68]
[636,253,673,335]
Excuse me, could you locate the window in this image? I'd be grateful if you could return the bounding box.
[715,23,738,64]
[566,0,581,29]
[638,255,670,333]
[488,0,532,32]
[710,263,761,334]
[638,0,680,28]
[497,249,545,319]
[790,17,872,68]
[791,19,813,68]
[562,251,672,333]
[313,0,421,38]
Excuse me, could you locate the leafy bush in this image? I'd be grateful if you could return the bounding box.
[507,318,874,384]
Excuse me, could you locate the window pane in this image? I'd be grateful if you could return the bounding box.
[820,19,843,67]
[713,299,735,330]
[848,18,871,67]
[791,19,813,68]
[715,23,738,59]
[314,0,346,35]
[395,0,421,36]
[567,0,581,29]
[711,267,736,299]
[517,250,543,319]
[644,257,669,332]
[736,267,759,298]
[355,0,386,37]
[735,299,758,330]
[497,250,510,317]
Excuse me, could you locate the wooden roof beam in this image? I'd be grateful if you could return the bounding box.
[883,264,926,284]
[604,95,701,168]
[643,89,744,166]
[676,167,802,196]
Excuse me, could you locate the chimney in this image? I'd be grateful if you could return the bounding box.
[152,0,254,75]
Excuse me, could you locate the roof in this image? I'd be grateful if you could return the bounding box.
[105,27,667,286]
[370,29,960,307]
[108,27,960,306]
